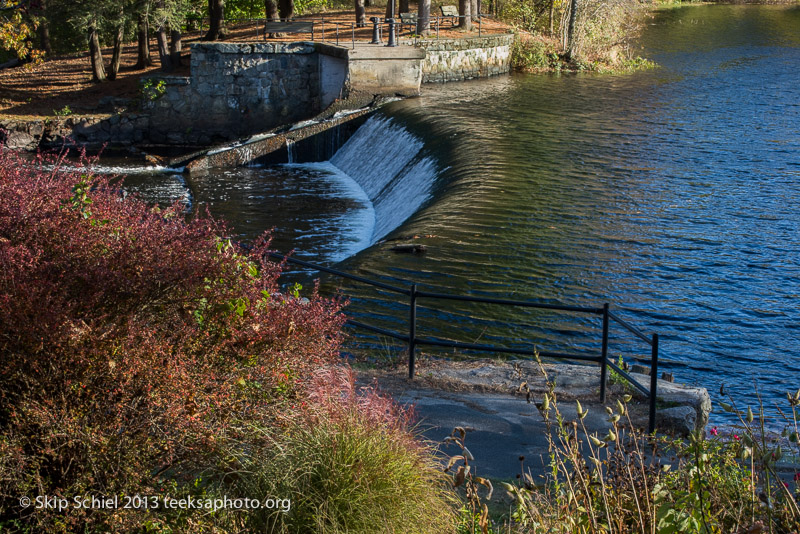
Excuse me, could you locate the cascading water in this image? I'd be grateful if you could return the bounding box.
[328,115,437,245]
[100,112,438,265]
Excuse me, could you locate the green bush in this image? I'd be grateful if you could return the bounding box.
[511,37,561,71]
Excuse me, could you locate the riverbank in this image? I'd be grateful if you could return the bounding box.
[1,14,514,150]
[0,7,511,120]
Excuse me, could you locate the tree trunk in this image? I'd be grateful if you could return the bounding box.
[565,0,579,60]
[365,0,372,6]
[548,0,555,35]
[136,13,153,69]
[385,0,394,19]
[87,24,106,82]
[417,0,430,36]
[36,0,52,56]
[278,0,294,20]
[108,24,124,80]
[399,0,409,14]
[265,0,279,20]
[37,21,52,56]
[264,0,280,37]
[156,26,172,71]
[458,0,471,30]
[354,0,366,26]
[169,28,182,67]
[204,0,225,40]
[470,0,478,24]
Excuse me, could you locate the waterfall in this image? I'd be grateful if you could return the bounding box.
[329,115,436,244]
[286,139,296,164]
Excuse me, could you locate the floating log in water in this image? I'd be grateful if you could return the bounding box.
[390,244,427,254]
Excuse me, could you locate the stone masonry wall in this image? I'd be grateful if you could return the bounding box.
[0,113,151,150]
[419,34,514,83]
[1,37,516,150]
[147,42,322,145]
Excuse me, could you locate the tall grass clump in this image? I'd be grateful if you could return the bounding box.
[496,357,800,533]
[219,366,458,533]
[0,148,346,532]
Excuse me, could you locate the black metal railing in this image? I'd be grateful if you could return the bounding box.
[185,13,492,46]
[269,252,662,432]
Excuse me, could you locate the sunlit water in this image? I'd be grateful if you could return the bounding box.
[121,4,800,424]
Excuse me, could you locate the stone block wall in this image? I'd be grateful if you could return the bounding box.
[419,34,514,83]
[2,36,517,150]
[147,42,323,145]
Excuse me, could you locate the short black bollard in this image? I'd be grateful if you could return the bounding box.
[386,18,397,47]
[370,16,381,44]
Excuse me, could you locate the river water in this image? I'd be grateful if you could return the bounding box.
[124,4,800,423]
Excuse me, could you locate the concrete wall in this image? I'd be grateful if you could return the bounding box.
[146,41,423,145]
[345,44,425,95]
[419,34,514,83]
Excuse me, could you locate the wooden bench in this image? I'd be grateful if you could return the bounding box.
[439,5,459,26]
[399,12,418,34]
[263,20,315,40]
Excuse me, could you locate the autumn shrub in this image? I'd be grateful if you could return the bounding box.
[0,149,346,532]
[216,366,458,533]
[505,0,652,71]
[567,0,652,67]
[511,35,562,72]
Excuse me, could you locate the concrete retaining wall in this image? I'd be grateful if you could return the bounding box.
[146,41,423,145]
[419,34,514,83]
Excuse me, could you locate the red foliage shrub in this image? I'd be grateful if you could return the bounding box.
[0,149,346,531]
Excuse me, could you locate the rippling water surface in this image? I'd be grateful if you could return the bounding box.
[332,5,800,421]
[124,5,800,422]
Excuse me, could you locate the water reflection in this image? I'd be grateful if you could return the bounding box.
[117,5,800,424]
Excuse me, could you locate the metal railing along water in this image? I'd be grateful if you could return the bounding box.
[269,253,663,432]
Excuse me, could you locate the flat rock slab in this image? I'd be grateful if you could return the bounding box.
[385,386,613,479]
[356,358,712,478]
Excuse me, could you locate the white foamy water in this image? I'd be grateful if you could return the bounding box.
[108,113,438,264]
[329,115,437,243]
[284,161,376,262]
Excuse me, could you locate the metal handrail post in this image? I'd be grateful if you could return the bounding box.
[387,18,397,47]
[478,14,481,36]
[352,23,355,48]
[649,333,659,433]
[370,17,382,43]
[600,303,609,403]
[409,284,418,378]
[336,24,339,46]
